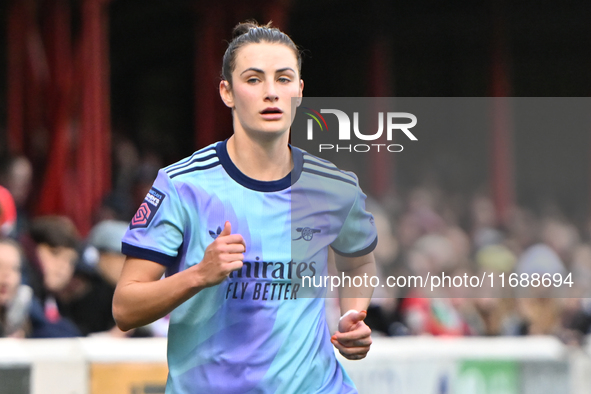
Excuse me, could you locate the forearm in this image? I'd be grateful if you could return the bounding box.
[337,256,376,315]
[114,226,245,331]
[113,263,202,331]
[332,254,376,359]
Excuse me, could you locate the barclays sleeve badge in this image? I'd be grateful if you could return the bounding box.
[130,187,166,229]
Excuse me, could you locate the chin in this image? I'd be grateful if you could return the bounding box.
[250,125,289,138]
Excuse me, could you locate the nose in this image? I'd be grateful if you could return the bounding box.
[264,81,279,102]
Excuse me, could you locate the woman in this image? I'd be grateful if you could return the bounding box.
[114,21,377,393]
[0,238,31,338]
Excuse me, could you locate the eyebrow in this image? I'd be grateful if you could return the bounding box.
[240,67,296,76]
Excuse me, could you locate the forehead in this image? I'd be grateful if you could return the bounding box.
[234,42,298,73]
[0,243,20,267]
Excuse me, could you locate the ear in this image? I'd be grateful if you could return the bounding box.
[219,80,234,108]
[296,79,304,107]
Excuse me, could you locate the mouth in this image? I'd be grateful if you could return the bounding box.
[260,107,283,115]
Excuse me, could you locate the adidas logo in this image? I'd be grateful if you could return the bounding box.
[209,226,222,239]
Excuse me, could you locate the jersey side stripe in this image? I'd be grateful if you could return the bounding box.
[164,148,212,172]
[169,161,221,179]
[167,157,219,177]
[163,151,199,172]
[302,154,356,181]
[302,152,331,164]
[165,147,217,173]
[166,153,217,175]
[303,159,357,182]
[302,167,357,186]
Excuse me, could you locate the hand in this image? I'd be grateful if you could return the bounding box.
[194,221,245,287]
[331,310,372,360]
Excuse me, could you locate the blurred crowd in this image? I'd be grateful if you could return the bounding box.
[0,138,168,339]
[2,143,591,345]
[359,188,591,345]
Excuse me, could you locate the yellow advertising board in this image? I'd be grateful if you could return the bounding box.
[90,363,168,394]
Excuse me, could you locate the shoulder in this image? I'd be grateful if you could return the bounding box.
[295,147,360,189]
[162,142,222,182]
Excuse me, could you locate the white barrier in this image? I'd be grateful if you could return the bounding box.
[336,336,578,394]
[1,336,590,394]
[0,338,167,394]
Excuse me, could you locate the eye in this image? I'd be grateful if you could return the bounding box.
[278,77,291,83]
[247,77,261,84]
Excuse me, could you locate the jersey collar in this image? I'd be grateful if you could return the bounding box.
[216,139,303,192]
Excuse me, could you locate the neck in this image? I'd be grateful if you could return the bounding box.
[227,132,292,181]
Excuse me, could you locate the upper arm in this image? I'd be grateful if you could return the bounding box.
[333,250,376,273]
[330,176,378,258]
[112,256,171,330]
[117,256,167,286]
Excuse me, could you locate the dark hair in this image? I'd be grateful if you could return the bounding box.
[221,21,302,84]
[29,216,80,250]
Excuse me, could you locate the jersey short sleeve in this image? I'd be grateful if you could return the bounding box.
[121,169,186,267]
[330,174,378,257]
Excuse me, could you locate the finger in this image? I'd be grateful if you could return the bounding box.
[333,327,372,344]
[338,310,367,332]
[219,221,232,237]
[331,338,370,358]
[336,345,370,359]
[332,334,372,348]
[219,234,246,248]
[221,253,244,263]
[343,310,367,325]
[352,310,367,321]
[357,310,367,322]
[219,243,246,253]
[226,260,244,273]
[336,338,372,348]
[341,353,367,361]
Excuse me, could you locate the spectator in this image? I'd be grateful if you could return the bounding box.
[0,185,17,237]
[58,220,164,337]
[0,238,32,337]
[471,245,521,335]
[59,220,130,336]
[20,216,81,337]
[88,220,129,287]
[470,194,503,250]
[0,156,33,237]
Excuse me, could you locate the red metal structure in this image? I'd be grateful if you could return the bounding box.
[6,0,291,235]
[367,37,394,199]
[489,2,515,226]
[7,0,111,234]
